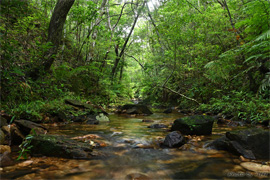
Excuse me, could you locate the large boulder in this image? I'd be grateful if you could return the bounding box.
[14,120,47,135]
[72,114,99,124]
[119,104,153,115]
[171,115,215,135]
[30,134,93,159]
[65,99,108,115]
[163,131,186,148]
[206,128,270,160]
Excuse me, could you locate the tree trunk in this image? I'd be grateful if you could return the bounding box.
[28,0,74,80]
[43,0,75,72]
[111,1,146,80]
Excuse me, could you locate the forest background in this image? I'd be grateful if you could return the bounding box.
[1,0,269,124]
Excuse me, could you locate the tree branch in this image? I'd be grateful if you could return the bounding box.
[163,86,201,105]
[125,53,144,69]
[185,0,203,14]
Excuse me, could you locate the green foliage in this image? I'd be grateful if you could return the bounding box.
[198,91,270,123]
[17,129,36,160]
[1,0,269,125]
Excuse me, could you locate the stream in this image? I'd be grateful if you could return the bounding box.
[1,112,262,179]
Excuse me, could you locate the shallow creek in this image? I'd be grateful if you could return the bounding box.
[1,112,264,179]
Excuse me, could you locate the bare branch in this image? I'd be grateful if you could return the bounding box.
[163,86,201,105]
[125,53,145,69]
[185,0,203,14]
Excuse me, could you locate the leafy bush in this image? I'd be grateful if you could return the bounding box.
[198,91,270,123]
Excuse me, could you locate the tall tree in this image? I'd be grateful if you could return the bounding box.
[111,1,146,80]
[30,0,75,79]
[44,0,75,71]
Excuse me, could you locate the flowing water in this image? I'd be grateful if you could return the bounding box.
[1,112,265,179]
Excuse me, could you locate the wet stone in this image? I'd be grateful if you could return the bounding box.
[15,120,47,135]
[142,119,154,123]
[147,124,168,129]
[119,104,153,115]
[171,115,215,135]
[30,134,94,159]
[0,152,14,167]
[206,128,270,160]
[125,173,151,180]
[163,131,186,148]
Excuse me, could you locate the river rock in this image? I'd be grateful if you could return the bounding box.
[0,112,12,123]
[171,115,215,135]
[0,152,14,167]
[0,129,5,145]
[0,145,11,154]
[73,114,99,124]
[206,128,270,159]
[240,162,270,173]
[14,120,47,135]
[142,119,154,122]
[0,117,8,128]
[65,99,108,115]
[163,108,172,114]
[148,124,168,129]
[120,104,153,115]
[30,134,93,159]
[72,112,109,124]
[163,131,186,148]
[96,113,110,122]
[2,125,25,145]
[125,173,150,180]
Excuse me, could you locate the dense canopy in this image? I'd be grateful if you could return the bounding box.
[1,0,269,122]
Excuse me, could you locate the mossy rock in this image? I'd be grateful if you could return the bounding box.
[120,104,153,115]
[171,115,215,135]
[30,134,93,159]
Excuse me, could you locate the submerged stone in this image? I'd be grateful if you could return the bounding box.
[148,124,168,129]
[171,115,215,135]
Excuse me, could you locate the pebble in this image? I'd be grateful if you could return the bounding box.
[239,155,251,162]
[18,160,33,167]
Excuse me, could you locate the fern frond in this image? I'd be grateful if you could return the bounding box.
[204,61,216,69]
[255,30,270,41]
[260,72,270,93]
[244,54,263,64]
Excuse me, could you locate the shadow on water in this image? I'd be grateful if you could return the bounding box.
[1,113,267,179]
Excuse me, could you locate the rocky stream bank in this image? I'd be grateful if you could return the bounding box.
[0,100,269,179]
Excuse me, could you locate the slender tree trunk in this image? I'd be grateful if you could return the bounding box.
[111,1,146,80]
